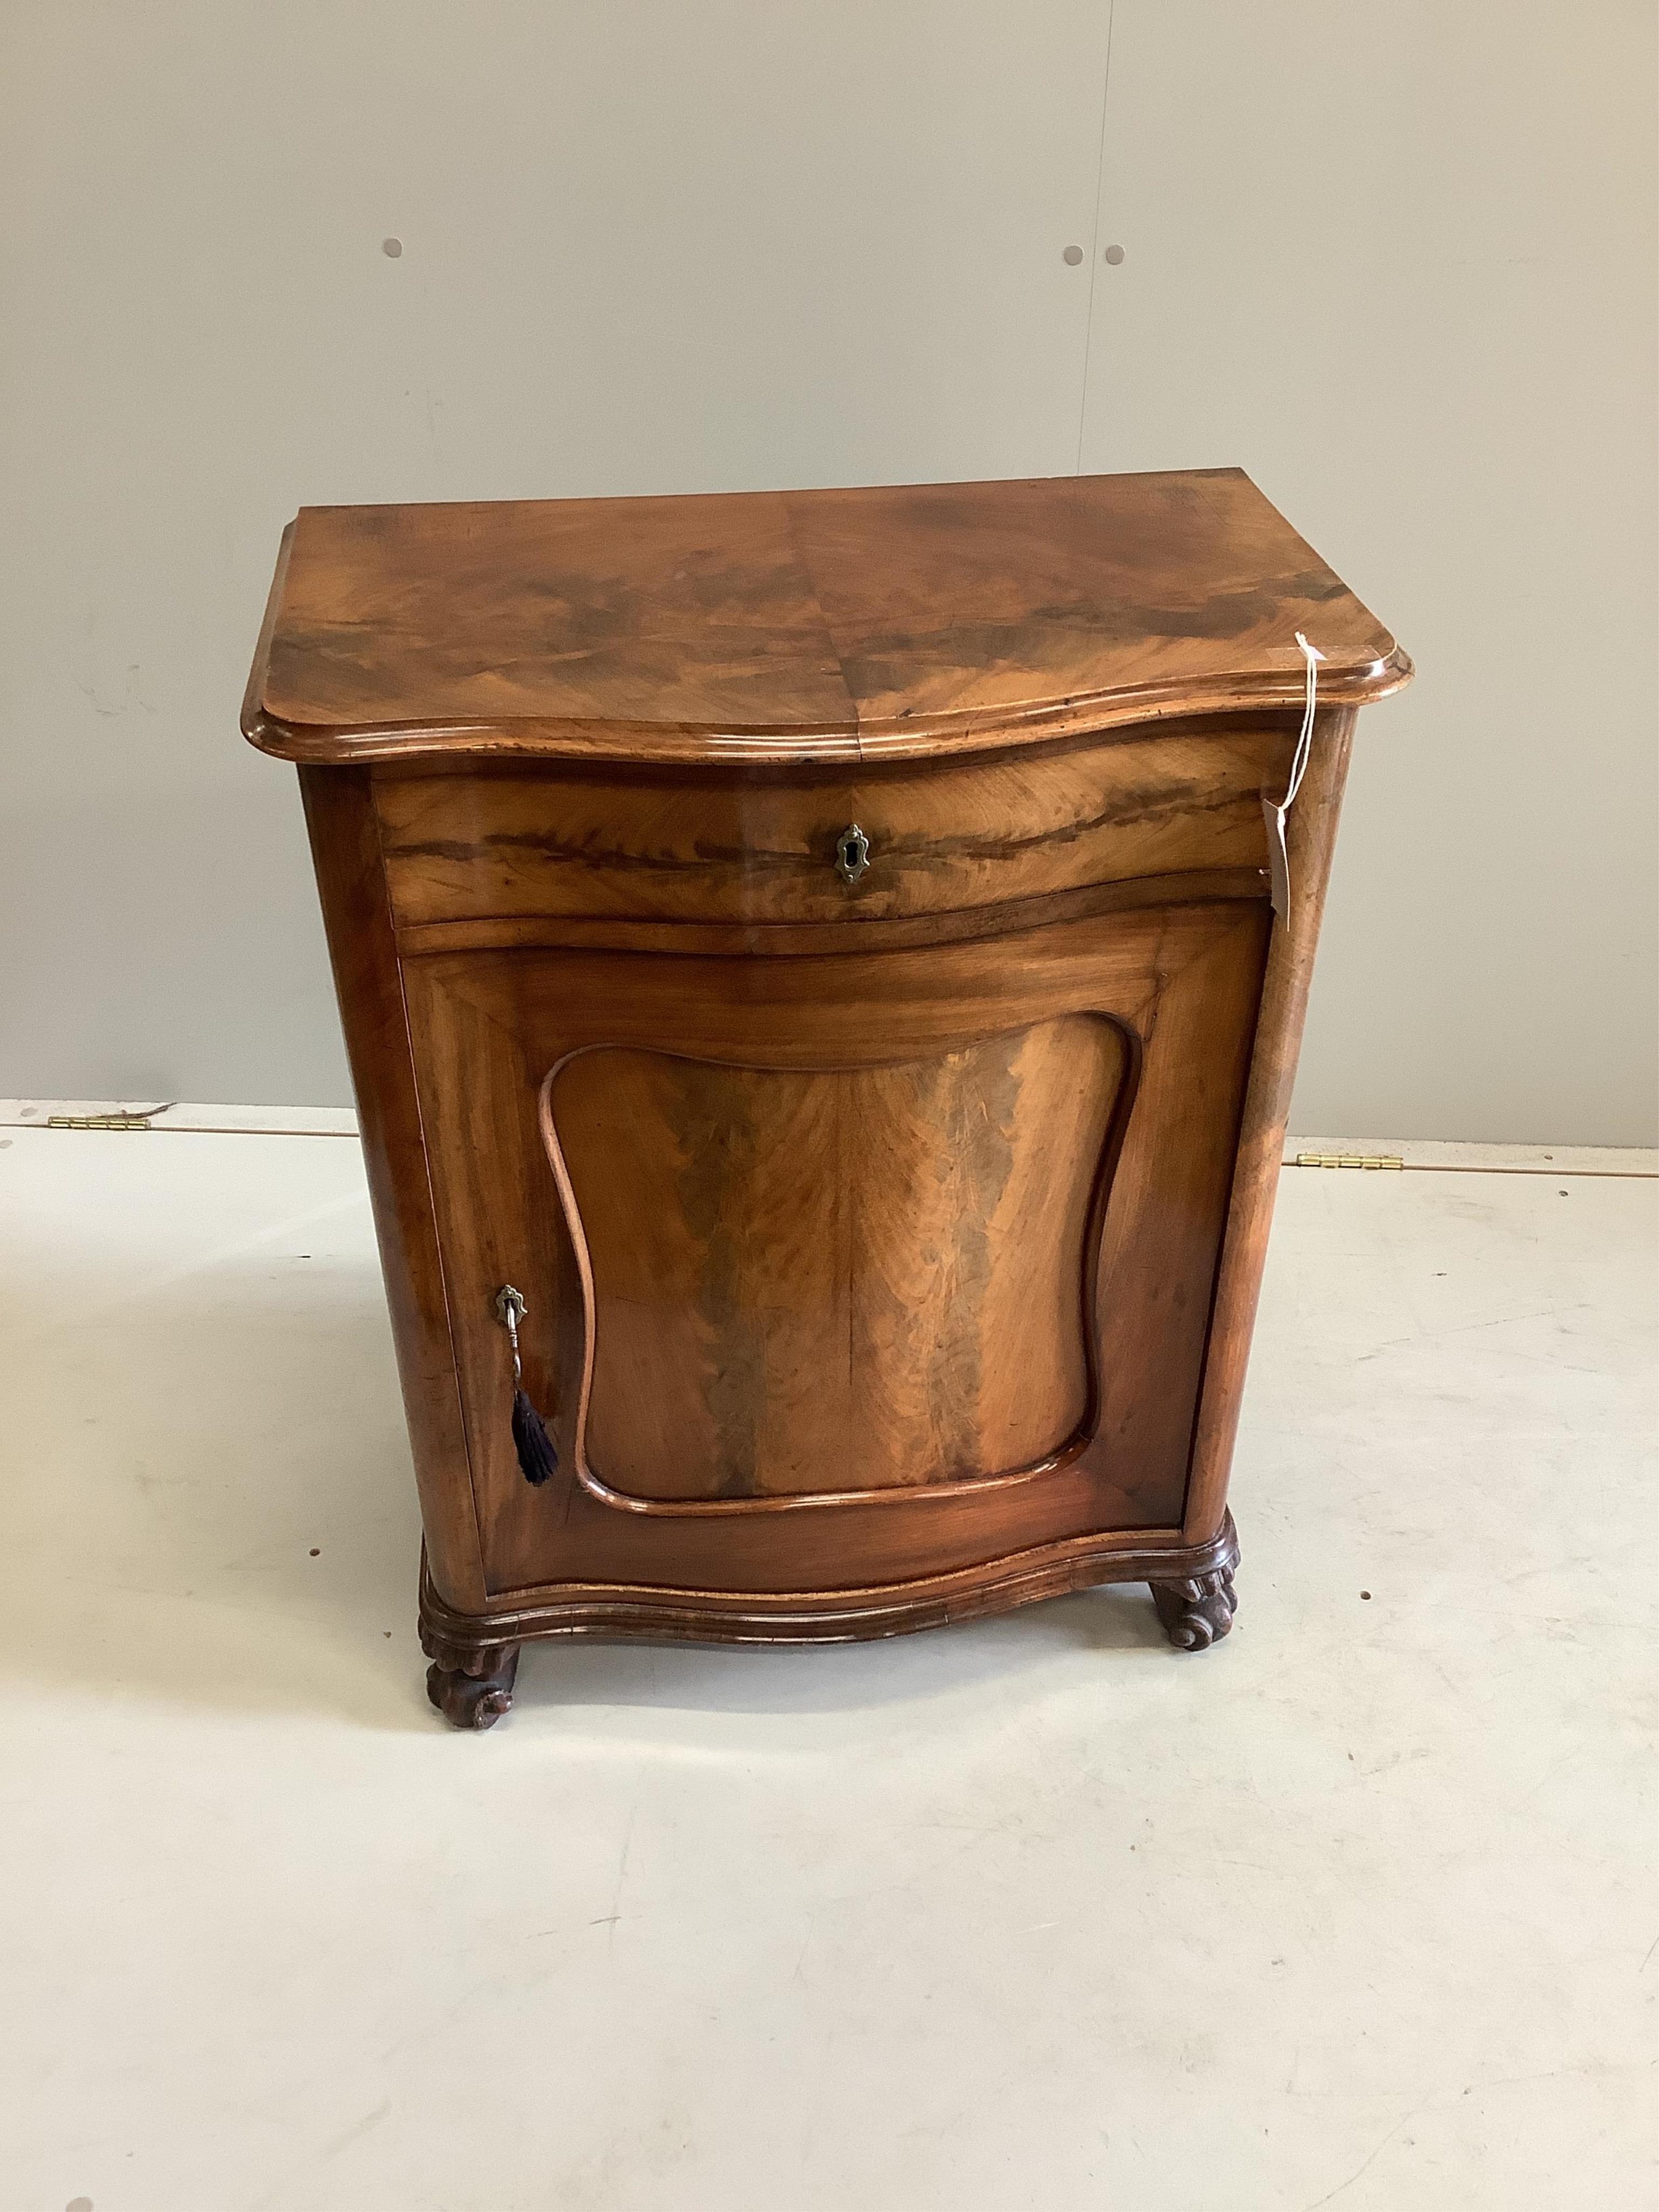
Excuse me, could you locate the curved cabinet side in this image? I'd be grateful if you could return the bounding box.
[299,765,486,1610]
[1185,706,1357,1542]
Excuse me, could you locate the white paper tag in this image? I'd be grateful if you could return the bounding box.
[1262,795,1291,925]
[1261,632,1324,930]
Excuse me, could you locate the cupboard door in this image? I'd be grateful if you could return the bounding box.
[400,896,1267,1597]
[545,1014,1130,1503]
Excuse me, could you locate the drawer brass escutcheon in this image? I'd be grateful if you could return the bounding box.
[835,822,871,884]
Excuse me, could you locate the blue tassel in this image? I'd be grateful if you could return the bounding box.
[511,1387,558,1487]
[497,1284,558,1487]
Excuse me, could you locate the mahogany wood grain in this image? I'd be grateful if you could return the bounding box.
[545,1019,1128,1502]
[372,714,1296,929]
[244,471,1410,1722]
[243,471,1408,769]
[1183,704,1358,1545]
[418,1515,1242,1660]
[396,898,1264,1597]
[297,766,485,1611]
[387,866,1270,962]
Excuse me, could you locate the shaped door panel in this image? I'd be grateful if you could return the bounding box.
[399,896,1267,1596]
[544,1017,1131,1504]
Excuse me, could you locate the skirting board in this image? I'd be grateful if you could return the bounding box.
[1,1102,1654,1178]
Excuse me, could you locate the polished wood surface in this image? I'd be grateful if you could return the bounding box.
[373,712,1296,928]
[299,766,486,1610]
[419,1516,1243,1676]
[397,893,1265,1598]
[247,471,1410,1724]
[1184,703,1358,1545]
[548,1021,1125,1500]
[244,471,1409,767]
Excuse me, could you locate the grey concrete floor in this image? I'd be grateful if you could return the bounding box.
[1,1126,1653,2211]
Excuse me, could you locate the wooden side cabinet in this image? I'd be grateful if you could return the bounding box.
[244,470,1410,1727]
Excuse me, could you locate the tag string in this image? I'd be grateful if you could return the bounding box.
[1281,631,1324,813]
[1260,633,1324,930]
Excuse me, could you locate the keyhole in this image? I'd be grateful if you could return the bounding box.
[835,824,869,884]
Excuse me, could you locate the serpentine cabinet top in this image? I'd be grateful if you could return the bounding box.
[243,468,1411,771]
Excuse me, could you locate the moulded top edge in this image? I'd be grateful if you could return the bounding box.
[244,470,1412,769]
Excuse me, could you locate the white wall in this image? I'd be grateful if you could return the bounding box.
[1084,1,1658,1143]
[2,2,1654,1139]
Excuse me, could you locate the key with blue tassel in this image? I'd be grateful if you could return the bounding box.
[494,1284,559,1486]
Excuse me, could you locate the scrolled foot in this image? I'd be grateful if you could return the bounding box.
[423,1647,520,1730]
[1150,1567,1237,1651]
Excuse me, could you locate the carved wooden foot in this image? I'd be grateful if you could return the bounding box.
[425,1648,519,1728]
[1150,1567,1237,1651]
[421,1639,521,1729]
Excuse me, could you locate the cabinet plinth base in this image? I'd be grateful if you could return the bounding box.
[414,1516,1240,1721]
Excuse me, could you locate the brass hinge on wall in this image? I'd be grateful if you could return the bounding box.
[1293,1152,1405,1171]
[45,1105,173,1131]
